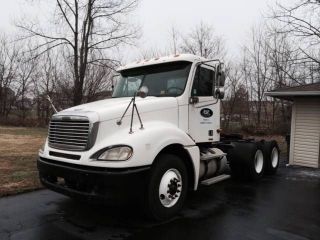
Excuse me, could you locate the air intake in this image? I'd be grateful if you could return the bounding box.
[48,116,90,151]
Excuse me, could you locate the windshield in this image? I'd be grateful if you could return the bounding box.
[113,61,192,98]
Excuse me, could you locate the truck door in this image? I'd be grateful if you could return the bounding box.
[188,65,220,143]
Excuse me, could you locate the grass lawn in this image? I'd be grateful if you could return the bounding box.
[0,126,47,196]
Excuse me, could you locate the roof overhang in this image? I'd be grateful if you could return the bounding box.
[265,91,320,100]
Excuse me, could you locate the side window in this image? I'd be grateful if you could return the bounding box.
[191,67,214,96]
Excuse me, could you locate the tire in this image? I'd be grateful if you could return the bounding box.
[228,142,265,180]
[145,153,188,221]
[262,140,280,175]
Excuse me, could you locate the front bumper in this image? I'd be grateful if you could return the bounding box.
[37,157,150,202]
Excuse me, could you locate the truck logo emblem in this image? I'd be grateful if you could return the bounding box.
[200,108,213,118]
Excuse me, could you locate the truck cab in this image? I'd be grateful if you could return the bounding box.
[38,54,280,220]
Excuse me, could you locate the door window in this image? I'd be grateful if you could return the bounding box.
[191,67,215,96]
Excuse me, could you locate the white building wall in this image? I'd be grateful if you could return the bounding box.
[290,98,320,168]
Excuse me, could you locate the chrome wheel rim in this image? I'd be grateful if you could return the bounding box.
[271,147,279,168]
[254,150,264,174]
[159,168,182,208]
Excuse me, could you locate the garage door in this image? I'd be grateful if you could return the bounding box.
[291,98,320,168]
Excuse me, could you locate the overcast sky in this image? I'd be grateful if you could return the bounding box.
[0,0,291,62]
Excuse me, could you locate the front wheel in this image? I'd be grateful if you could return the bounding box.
[145,153,188,221]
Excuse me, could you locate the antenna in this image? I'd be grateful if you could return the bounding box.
[46,95,58,114]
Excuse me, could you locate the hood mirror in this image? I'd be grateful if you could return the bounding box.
[214,88,225,99]
[137,86,149,98]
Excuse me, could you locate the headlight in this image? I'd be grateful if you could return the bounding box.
[97,146,133,161]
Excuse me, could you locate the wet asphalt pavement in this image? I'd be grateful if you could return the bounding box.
[0,166,320,240]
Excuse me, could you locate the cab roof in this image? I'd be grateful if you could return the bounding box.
[117,54,207,72]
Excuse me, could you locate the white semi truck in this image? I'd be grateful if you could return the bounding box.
[38,54,280,220]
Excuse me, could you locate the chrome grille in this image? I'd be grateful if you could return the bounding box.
[48,116,90,151]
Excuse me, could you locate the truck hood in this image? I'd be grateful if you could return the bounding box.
[58,97,178,122]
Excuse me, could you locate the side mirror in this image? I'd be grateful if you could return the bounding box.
[111,74,120,93]
[219,72,226,87]
[215,63,225,87]
[213,63,225,98]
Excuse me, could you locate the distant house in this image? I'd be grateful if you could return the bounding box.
[266,83,320,168]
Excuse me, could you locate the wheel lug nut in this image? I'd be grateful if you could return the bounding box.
[160,194,165,200]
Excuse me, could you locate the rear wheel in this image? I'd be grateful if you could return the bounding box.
[248,148,265,180]
[228,142,265,180]
[263,140,280,175]
[145,153,188,221]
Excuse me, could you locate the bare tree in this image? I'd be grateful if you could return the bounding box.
[180,22,226,59]
[242,26,273,127]
[170,26,180,55]
[139,47,171,59]
[0,36,19,119]
[84,62,114,102]
[221,65,248,130]
[265,28,302,125]
[239,24,299,130]
[271,0,320,83]
[17,0,139,106]
[33,50,60,124]
[15,50,38,122]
